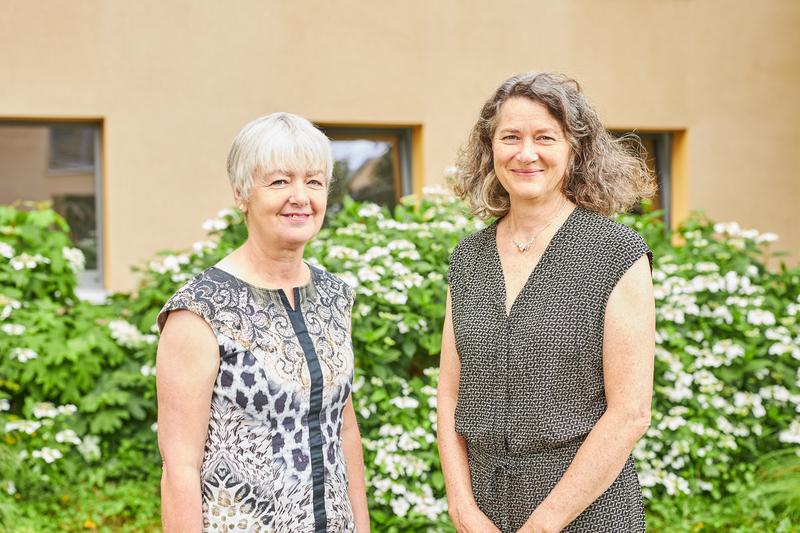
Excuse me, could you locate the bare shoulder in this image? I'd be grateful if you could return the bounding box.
[615,255,653,293]
[160,309,215,343]
[157,310,218,371]
[607,254,654,324]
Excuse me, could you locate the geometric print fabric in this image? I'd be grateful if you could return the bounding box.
[448,207,651,532]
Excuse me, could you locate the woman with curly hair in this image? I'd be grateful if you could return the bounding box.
[437,72,657,532]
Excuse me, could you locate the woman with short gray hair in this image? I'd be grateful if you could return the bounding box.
[438,72,656,532]
[156,112,370,532]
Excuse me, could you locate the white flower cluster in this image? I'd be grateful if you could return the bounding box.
[2,480,15,495]
[779,420,800,444]
[9,253,50,270]
[55,429,82,445]
[201,217,229,232]
[108,320,157,348]
[0,242,14,258]
[31,447,63,463]
[148,253,190,275]
[5,420,42,434]
[0,295,21,320]
[766,326,800,361]
[192,240,218,255]
[389,396,419,409]
[77,435,102,461]
[62,246,85,273]
[713,222,778,245]
[9,347,38,363]
[32,402,77,418]
[1,323,26,335]
[358,204,384,219]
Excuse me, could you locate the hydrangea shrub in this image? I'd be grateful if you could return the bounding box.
[1,193,798,530]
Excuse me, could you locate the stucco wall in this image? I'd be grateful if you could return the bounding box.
[1,0,797,290]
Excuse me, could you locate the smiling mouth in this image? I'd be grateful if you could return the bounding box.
[282,213,312,221]
[511,169,543,175]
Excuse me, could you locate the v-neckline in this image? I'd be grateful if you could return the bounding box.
[492,206,580,318]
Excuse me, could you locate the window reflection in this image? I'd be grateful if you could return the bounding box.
[321,127,412,217]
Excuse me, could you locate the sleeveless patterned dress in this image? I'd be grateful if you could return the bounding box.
[157,265,356,533]
[448,206,651,532]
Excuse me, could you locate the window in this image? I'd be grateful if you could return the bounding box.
[612,131,673,227]
[0,121,103,287]
[320,126,413,215]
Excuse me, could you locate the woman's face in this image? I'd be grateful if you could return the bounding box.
[492,97,571,204]
[242,168,328,249]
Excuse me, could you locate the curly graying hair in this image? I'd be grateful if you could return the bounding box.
[452,72,656,218]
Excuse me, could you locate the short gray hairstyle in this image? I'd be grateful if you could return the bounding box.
[226,112,333,200]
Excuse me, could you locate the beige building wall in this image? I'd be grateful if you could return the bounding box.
[1,0,798,291]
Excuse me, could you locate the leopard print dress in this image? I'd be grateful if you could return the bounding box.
[158,265,355,532]
[448,207,651,532]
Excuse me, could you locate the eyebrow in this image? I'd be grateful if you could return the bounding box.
[274,169,324,178]
[497,127,561,135]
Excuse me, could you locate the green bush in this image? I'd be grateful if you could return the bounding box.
[0,203,161,531]
[1,192,798,531]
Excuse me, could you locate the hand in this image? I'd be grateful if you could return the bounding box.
[450,502,502,533]
[516,525,555,533]
[516,513,559,533]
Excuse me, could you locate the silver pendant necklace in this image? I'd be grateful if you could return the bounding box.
[511,200,568,253]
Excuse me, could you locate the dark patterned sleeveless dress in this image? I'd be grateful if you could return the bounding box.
[448,207,651,532]
[157,265,356,533]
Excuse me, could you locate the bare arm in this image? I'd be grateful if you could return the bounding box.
[156,310,219,533]
[342,395,370,532]
[520,255,655,533]
[437,289,501,533]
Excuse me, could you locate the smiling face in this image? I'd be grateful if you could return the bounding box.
[240,168,328,250]
[492,97,571,204]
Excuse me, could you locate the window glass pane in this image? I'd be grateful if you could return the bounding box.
[0,122,100,273]
[52,194,98,270]
[638,135,661,211]
[49,124,96,173]
[610,131,671,219]
[329,138,400,211]
[321,126,413,218]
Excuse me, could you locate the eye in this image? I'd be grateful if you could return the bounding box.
[268,178,289,187]
[537,135,557,144]
[500,134,520,142]
[308,178,325,188]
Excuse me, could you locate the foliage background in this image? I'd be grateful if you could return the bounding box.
[1,193,799,531]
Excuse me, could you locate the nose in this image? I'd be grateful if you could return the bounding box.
[289,180,310,206]
[516,139,539,163]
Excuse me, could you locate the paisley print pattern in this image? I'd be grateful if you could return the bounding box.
[449,207,651,532]
[158,265,355,532]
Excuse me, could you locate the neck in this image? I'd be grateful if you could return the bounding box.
[229,235,308,287]
[506,193,570,235]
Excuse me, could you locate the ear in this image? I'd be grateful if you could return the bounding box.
[232,187,247,213]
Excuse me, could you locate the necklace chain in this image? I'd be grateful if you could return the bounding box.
[511,200,568,253]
